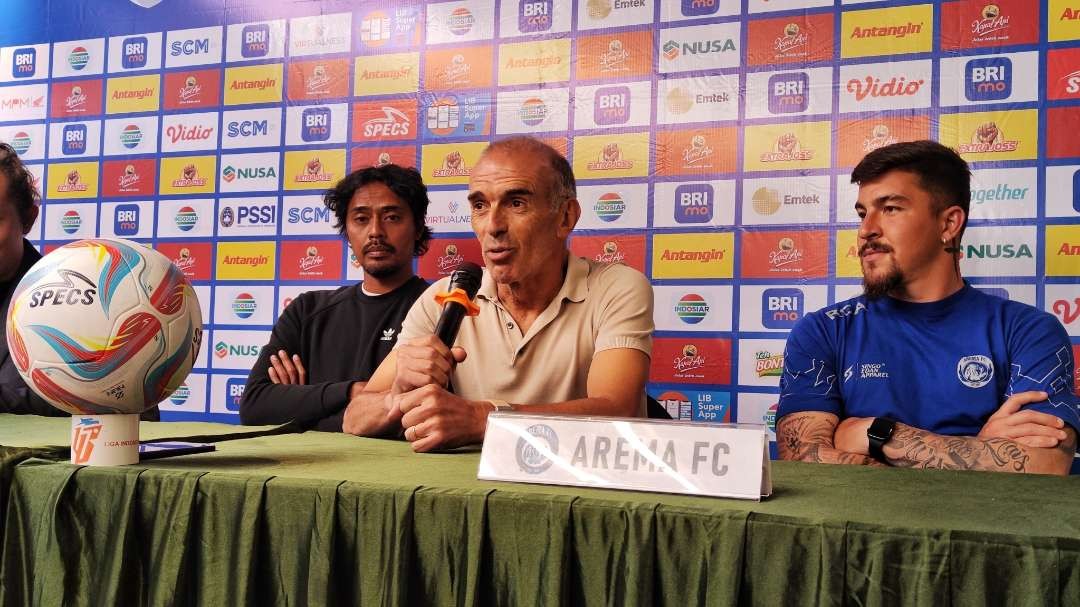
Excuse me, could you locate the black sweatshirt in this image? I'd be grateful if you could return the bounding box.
[239,276,428,431]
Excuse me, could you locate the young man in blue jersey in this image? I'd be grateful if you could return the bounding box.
[777,140,1079,475]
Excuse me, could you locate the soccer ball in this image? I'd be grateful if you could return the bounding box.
[5,238,202,415]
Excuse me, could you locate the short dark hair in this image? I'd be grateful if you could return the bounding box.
[323,164,432,256]
[851,140,972,242]
[483,136,575,210]
[0,142,40,229]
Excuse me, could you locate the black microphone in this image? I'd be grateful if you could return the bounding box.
[433,262,483,347]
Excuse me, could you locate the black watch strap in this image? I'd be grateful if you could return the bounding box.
[867,417,896,462]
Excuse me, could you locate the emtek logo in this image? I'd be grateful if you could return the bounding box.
[114,204,140,236]
[519,0,553,33]
[674,183,713,224]
[762,288,803,329]
[12,48,35,78]
[594,86,630,126]
[227,119,269,138]
[768,72,809,114]
[171,38,210,56]
[62,124,87,155]
[225,377,245,412]
[681,0,719,17]
[241,24,270,58]
[965,57,1011,101]
[301,107,331,142]
[122,37,149,69]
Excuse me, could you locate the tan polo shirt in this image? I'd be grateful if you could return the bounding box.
[397,256,654,411]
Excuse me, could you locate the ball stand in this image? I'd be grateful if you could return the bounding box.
[70,414,140,466]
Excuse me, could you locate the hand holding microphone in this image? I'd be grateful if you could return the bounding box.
[391,263,482,395]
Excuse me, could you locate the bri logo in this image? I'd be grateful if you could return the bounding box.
[768,72,808,114]
[674,183,713,224]
[122,36,149,69]
[681,0,719,17]
[114,204,140,236]
[225,377,245,412]
[965,57,1011,101]
[518,0,553,33]
[761,288,803,329]
[62,124,87,155]
[301,107,331,142]
[241,24,271,58]
[594,86,630,126]
[12,48,36,78]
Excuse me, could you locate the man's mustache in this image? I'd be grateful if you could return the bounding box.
[859,242,893,257]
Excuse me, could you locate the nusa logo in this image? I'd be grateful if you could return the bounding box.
[966,57,1011,101]
[221,164,277,183]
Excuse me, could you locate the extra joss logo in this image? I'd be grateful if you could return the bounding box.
[958,121,1018,154]
[761,133,813,163]
[58,171,88,194]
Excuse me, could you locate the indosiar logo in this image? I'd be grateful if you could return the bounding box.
[12,48,36,78]
[241,24,271,58]
[674,183,713,223]
[761,287,803,329]
[113,204,140,236]
[965,57,1011,101]
[122,36,149,69]
[62,124,87,155]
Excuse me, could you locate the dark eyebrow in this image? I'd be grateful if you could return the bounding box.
[856,193,910,208]
[503,188,534,198]
[467,191,484,203]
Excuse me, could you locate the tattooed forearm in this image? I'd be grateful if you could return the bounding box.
[885,424,1030,472]
[777,413,885,467]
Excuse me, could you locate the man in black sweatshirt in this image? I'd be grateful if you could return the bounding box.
[239,164,432,431]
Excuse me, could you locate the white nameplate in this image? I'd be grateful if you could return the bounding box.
[478,413,772,501]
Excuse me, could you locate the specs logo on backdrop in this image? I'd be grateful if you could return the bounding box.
[12,48,36,78]
[520,0,553,33]
[122,36,148,69]
[241,24,270,58]
[768,72,809,114]
[965,57,1011,101]
[674,183,713,223]
[762,288,804,329]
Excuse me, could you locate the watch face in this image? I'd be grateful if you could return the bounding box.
[868,417,895,440]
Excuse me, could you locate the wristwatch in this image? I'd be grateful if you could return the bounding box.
[867,417,896,462]
[488,399,513,413]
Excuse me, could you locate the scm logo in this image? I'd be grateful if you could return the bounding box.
[227,120,268,137]
[171,38,210,57]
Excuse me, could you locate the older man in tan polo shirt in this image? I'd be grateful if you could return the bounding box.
[340,136,655,451]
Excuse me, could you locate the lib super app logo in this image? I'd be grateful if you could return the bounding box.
[966,57,1011,101]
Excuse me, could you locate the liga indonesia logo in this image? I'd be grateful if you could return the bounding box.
[72,418,103,464]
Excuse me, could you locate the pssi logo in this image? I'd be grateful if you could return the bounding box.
[72,418,103,464]
[301,107,331,142]
[594,86,630,126]
[12,48,36,78]
[122,37,148,69]
[762,288,803,329]
[966,57,1011,101]
[768,72,809,114]
[242,24,271,58]
[63,124,87,155]
[519,0,552,33]
[674,183,713,223]
[675,293,709,324]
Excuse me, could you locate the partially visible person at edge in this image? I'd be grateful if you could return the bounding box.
[338,136,654,451]
[776,140,1079,475]
[0,143,161,420]
[239,164,431,431]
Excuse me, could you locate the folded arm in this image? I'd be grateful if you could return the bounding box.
[776,411,885,467]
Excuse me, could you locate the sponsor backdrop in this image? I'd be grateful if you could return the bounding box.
[2,0,1079,445]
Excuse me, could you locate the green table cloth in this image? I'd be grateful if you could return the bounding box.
[1,415,1078,606]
